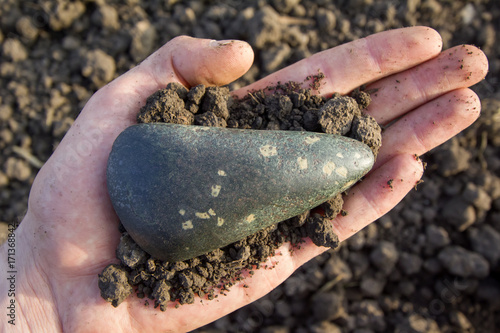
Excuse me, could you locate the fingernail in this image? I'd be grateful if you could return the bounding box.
[210,40,235,48]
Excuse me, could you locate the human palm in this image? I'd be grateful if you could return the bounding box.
[1,27,488,332]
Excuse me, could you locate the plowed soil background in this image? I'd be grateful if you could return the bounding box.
[1,1,499,332]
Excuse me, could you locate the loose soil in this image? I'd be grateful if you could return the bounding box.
[98,79,382,310]
[2,1,500,331]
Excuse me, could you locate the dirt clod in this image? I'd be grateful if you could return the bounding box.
[350,113,382,157]
[305,214,340,248]
[319,96,360,135]
[98,264,133,307]
[116,233,148,269]
[320,194,344,219]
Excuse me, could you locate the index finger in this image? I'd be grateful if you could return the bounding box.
[234,26,443,97]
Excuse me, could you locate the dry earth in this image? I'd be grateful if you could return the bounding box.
[0,0,499,332]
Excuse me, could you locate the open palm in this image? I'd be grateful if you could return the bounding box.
[1,27,488,332]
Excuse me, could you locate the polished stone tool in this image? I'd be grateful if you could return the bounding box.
[107,123,374,262]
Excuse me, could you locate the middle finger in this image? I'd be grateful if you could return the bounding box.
[366,44,488,125]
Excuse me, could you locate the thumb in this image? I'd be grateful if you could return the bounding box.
[171,37,255,87]
[85,36,254,124]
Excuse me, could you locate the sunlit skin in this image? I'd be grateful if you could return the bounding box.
[0,27,488,332]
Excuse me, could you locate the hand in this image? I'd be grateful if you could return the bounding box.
[1,27,488,332]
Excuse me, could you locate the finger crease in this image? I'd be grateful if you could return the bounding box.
[364,38,384,76]
[408,66,429,103]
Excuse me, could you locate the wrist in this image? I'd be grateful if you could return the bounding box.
[1,217,61,332]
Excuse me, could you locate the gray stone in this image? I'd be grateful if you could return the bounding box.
[107,124,374,261]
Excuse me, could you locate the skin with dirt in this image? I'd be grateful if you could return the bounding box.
[98,78,382,311]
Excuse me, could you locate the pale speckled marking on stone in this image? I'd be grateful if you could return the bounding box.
[211,185,221,197]
[336,152,344,158]
[208,208,216,216]
[182,220,193,230]
[260,145,278,157]
[179,209,186,216]
[297,156,308,170]
[354,152,361,159]
[246,214,256,223]
[217,217,224,226]
[304,136,320,145]
[341,179,356,189]
[336,166,348,178]
[195,212,210,219]
[218,170,227,176]
[322,161,336,176]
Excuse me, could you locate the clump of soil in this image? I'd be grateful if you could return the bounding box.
[99,78,381,311]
